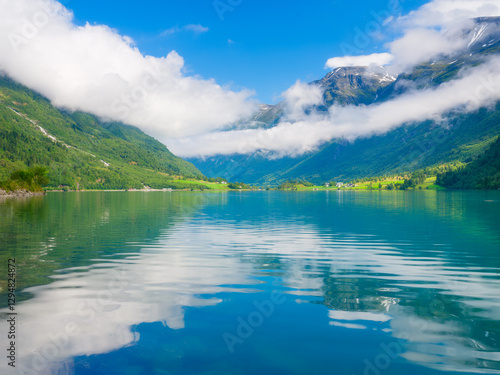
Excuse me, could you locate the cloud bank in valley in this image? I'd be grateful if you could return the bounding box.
[0,0,257,139]
[168,56,500,158]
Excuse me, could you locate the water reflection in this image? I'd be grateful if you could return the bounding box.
[0,191,499,374]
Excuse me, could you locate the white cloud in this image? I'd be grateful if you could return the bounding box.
[389,27,467,71]
[325,1,500,73]
[169,56,500,158]
[325,53,394,69]
[282,80,324,121]
[184,24,209,33]
[388,0,500,71]
[160,23,209,36]
[0,0,256,139]
[399,0,500,28]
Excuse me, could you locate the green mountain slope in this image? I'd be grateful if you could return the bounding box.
[274,105,500,184]
[436,136,500,189]
[0,75,202,189]
[193,105,500,185]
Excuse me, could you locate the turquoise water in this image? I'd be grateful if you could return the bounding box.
[0,191,499,374]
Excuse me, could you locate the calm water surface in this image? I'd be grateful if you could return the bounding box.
[0,191,499,375]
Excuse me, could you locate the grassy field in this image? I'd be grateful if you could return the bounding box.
[353,177,442,190]
[281,176,446,191]
[416,177,446,190]
[172,178,231,190]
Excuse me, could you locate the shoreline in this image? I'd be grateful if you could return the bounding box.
[46,188,202,193]
[0,189,46,197]
[1,188,496,197]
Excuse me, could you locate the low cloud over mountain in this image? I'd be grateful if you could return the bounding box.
[169,55,500,158]
[0,0,257,139]
[170,0,500,158]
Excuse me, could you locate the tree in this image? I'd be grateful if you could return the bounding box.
[31,166,50,186]
[10,166,49,187]
[412,171,426,185]
[10,169,33,184]
[4,166,50,191]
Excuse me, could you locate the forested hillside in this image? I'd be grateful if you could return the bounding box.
[437,137,500,189]
[0,75,203,190]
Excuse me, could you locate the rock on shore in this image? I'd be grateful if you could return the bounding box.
[0,189,46,197]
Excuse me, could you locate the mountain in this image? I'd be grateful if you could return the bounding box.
[315,66,396,107]
[0,75,203,190]
[190,65,399,183]
[189,17,500,186]
[234,65,397,130]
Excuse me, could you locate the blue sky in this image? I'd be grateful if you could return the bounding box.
[67,0,428,104]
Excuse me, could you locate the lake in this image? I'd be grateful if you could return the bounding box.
[1,190,499,375]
